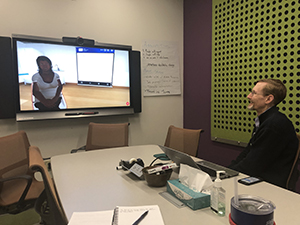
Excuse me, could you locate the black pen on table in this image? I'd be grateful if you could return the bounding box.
[132,210,149,225]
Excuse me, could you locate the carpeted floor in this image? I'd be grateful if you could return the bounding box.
[0,208,41,225]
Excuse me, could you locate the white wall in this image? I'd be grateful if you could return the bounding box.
[0,0,183,158]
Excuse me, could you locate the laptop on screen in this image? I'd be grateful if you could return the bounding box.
[158,145,239,180]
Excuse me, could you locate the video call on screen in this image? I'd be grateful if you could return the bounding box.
[16,40,131,111]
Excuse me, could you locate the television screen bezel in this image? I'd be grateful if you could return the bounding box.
[11,35,140,121]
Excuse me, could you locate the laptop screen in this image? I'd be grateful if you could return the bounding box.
[158,145,239,180]
[158,145,200,170]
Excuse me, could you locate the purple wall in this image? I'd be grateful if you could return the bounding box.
[183,0,300,192]
[183,0,243,166]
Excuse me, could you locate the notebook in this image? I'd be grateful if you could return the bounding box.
[111,205,164,225]
[158,145,239,180]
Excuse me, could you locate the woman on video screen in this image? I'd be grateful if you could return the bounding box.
[32,56,63,111]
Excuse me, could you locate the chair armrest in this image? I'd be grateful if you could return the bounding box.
[28,146,60,205]
[28,146,68,225]
[0,174,32,208]
[28,146,58,212]
[28,146,48,173]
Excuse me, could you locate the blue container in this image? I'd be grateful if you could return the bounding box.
[230,195,275,225]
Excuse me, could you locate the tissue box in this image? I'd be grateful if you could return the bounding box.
[167,179,210,210]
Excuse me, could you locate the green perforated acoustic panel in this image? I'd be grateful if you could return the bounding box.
[211,0,300,146]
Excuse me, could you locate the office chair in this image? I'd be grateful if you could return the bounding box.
[0,131,44,216]
[71,122,129,153]
[286,133,300,191]
[164,125,204,157]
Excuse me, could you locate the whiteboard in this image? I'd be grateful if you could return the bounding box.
[141,40,181,96]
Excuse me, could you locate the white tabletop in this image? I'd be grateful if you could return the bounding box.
[51,145,300,224]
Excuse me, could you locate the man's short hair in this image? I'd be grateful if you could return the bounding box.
[257,79,287,106]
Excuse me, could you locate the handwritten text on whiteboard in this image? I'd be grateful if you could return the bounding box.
[141,40,181,96]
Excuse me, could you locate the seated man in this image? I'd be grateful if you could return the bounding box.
[229,79,299,189]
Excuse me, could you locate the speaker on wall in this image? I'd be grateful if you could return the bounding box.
[0,36,16,119]
[130,50,142,113]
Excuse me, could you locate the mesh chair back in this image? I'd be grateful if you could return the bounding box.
[86,122,129,151]
[164,125,203,157]
[0,131,43,210]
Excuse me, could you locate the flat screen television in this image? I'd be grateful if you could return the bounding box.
[10,35,141,121]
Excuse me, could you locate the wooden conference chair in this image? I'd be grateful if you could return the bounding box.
[164,125,204,157]
[71,122,129,153]
[286,133,300,191]
[0,131,44,215]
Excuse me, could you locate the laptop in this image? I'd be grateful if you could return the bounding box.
[158,145,239,180]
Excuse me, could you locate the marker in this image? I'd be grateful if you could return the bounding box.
[147,163,177,174]
[132,210,148,225]
[65,112,99,116]
[82,112,99,115]
[65,113,80,116]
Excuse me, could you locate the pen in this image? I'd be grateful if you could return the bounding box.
[132,210,149,225]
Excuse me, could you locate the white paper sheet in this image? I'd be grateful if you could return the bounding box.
[68,210,114,225]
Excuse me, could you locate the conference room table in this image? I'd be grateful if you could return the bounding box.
[51,145,300,224]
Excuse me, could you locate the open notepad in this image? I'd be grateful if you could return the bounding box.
[112,205,165,225]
